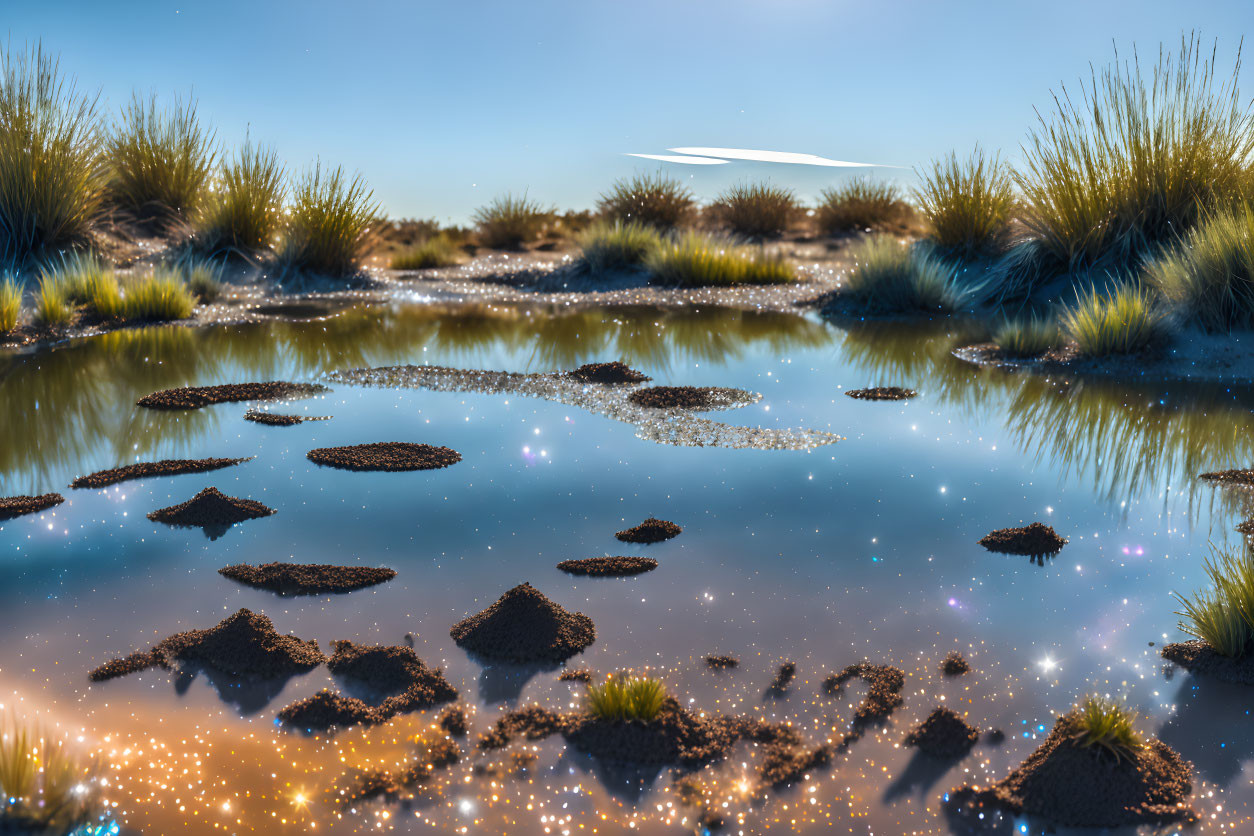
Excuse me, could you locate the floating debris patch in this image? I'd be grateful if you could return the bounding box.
[940,651,971,676]
[244,410,331,426]
[705,655,739,670]
[148,487,275,530]
[338,737,461,805]
[556,556,658,576]
[628,385,724,410]
[325,364,841,451]
[846,386,917,401]
[0,493,64,520]
[71,457,253,489]
[978,522,1067,555]
[766,661,796,696]
[567,361,650,384]
[823,663,906,731]
[1200,468,1254,486]
[559,669,592,683]
[1161,639,1254,684]
[438,705,469,737]
[218,562,396,595]
[904,707,980,759]
[306,442,461,472]
[616,517,682,544]
[450,582,595,663]
[137,381,329,410]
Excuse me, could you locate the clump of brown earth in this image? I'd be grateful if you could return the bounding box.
[947,712,1195,828]
[137,381,329,410]
[71,457,253,489]
[627,386,718,410]
[306,442,461,472]
[1200,469,1254,486]
[615,517,682,544]
[559,669,592,683]
[218,562,396,595]
[823,663,906,730]
[845,387,917,401]
[556,556,658,577]
[244,410,331,426]
[940,651,971,676]
[766,661,796,696]
[438,705,469,737]
[89,609,324,682]
[148,487,275,528]
[567,362,650,385]
[0,493,64,520]
[339,737,462,804]
[1161,640,1254,684]
[705,655,738,670]
[450,583,595,663]
[978,522,1067,555]
[904,707,980,759]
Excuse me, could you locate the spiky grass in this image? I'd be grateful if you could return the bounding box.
[195,139,285,254]
[121,267,194,321]
[0,275,19,333]
[105,93,215,221]
[42,252,122,318]
[576,220,663,273]
[0,43,103,261]
[184,257,223,303]
[713,182,797,238]
[0,716,100,834]
[391,233,463,270]
[597,172,694,230]
[916,147,1015,258]
[1144,205,1254,330]
[277,163,379,278]
[1016,35,1254,269]
[816,179,907,234]
[1174,545,1254,657]
[993,314,1060,357]
[644,232,794,286]
[841,236,972,312]
[472,193,550,250]
[586,673,668,722]
[33,274,72,329]
[1061,283,1168,356]
[1070,695,1143,762]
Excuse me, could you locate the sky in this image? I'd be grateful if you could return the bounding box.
[6,1,1252,223]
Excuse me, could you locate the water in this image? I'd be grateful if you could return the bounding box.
[2,301,1253,834]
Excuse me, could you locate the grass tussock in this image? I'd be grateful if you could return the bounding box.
[576,219,663,273]
[105,93,216,221]
[1016,35,1254,269]
[33,274,73,329]
[195,139,285,254]
[1144,205,1254,330]
[0,276,19,333]
[841,236,971,312]
[993,313,1060,356]
[816,179,909,234]
[121,267,195,321]
[473,193,551,250]
[183,257,223,303]
[598,172,694,230]
[391,233,463,270]
[0,43,103,261]
[277,163,379,278]
[1174,545,1254,657]
[1070,695,1143,762]
[1061,283,1167,356]
[712,182,797,238]
[644,232,794,286]
[916,147,1015,257]
[586,673,668,722]
[0,717,101,834]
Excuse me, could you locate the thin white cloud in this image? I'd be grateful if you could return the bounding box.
[626,153,730,165]
[669,147,885,167]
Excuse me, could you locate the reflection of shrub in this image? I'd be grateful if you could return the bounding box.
[576,220,663,273]
[277,163,380,278]
[644,232,793,286]
[472,193,551,249]
[195,140,285,254]
[391,233,463,270]
[841,236,970,312]
[992,314,1059,357]
[712,182,797,238]
[0,717,101,834]
[1144,206,1254,330]
[598,173,694,230]
[816,179,907,234]
[1061,284,1167,356]
[1071,695,1143,762]
[106,93,216,222]
[916,147,1015,257]
[586,673,668,722]
[1174,545,1254,658]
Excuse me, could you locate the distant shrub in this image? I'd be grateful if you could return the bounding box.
[712,182,797,238]
[916,147,1015,257]
[391,233,463,270]
[105,93,216,222]
[121,268,195,321]
[195,139,285,254]
[1061,284,1168,356]
[841,236,972,312]
[277,163,379,278]
[1175,545,1254,658]
[1144,206,1254,330]
[1071,696,1143,762]
[576,220,663,273]
[816,179,908,234]
[598,173,694,230]
[992,313,1059,356]
[586,673,668,722]
[644,232,794,286]
[0,276,20,333]
[184,257,223,302]
[472,192,551,249]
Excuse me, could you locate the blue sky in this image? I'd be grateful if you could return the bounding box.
[7,1,1251,222]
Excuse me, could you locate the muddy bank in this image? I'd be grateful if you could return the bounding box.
[615,517,682,544]
[567,361,650,385]
[71,457,252,489]
[556,556,658,576]
[218,562,396,595]
[450,583,595,663]
[0,493,64,520]
[978,522,1067,556]
[1161,640,1254,684]
[904,707,979,759]
[306,442,461,472]
[138,381,328,410]
[845,387,916,401]
[244,410,331,426]
[148,487,275,530]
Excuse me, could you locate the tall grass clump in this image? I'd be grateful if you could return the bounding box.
[841,236,971,312]
[472,192,550,249]
[586,673,668,722]
[644,232,793,286]
[33,274,72,329]
[183,257,222,302]
[391,233,462,270]
[916,147,1015,257]
[105,93,215,223]
[0,276,19,333]
[816,178,908,234]
[576,219,663,273]
[713,182,797,238]
[597,172,694,230]
[43,252,122,318]
[277,163,379,278]
[1174,545,1254,657]
[1017,36,1254,269]
[0,717,101,834]
[1144,205,1254,330]
[0,43,103,261]
[1061,283,1167,356]
[1070,696,1143,761]
[120,267,195,321]
[195,139,285,254]
[993,313,1060,356]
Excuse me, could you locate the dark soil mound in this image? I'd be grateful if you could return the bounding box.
[244,410,330,426]
[340,737,462,804]
[904,707,979,758]
[1200,469,1254,486]
[556,556,658,577]
[439,705,469,737]
[766,661,796,696]
[948,712,1195,828]
[568,362,650,385]
[71,457,252,489]
[479,705,572,750]
[559,669,592,683]
[823,663,905,730]
[218,562,396,595]
[615,517,682,544]
[760,740,833,786]
[0,493,64,520]
[450,582,595,663]
[306,442,461,472]
[628,386,717,410]
[978,522,1067,555]
[148,487,275,529]
[846,387,916,401]
[89,608,324,682]
[1161,640,1254,684]
[279,690,376,729]
[138,381,328,410]
[705,655,738,670]
[940,651,971,676]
